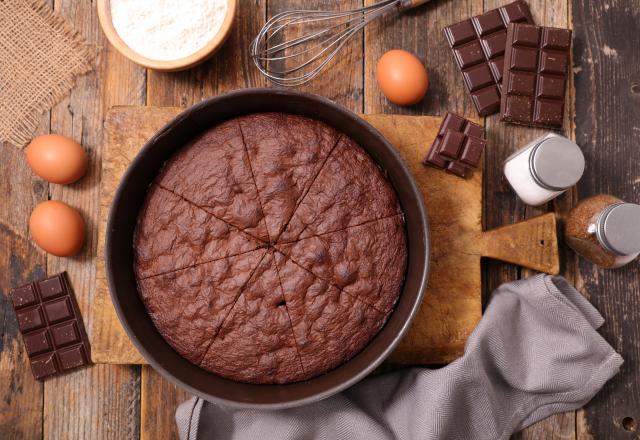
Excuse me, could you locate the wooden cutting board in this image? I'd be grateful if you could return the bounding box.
[91,106,559,365]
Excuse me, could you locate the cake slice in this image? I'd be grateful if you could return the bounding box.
[238,113,341,241]
[199,251,306,384]
[276,215,407,315]
[134,185,265,279]
[279,136,402,243]
[137,248,267,366]
[275,252,387,378]
[156,119,270,242]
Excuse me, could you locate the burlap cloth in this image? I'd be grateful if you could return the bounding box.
[0,0,94,147]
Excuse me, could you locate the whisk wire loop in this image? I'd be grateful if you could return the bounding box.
[251,0,401,87]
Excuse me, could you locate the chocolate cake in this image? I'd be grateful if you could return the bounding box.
[134,113,407,384]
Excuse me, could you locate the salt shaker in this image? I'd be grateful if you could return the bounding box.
[503,133,585,206]
[565,195,640,268]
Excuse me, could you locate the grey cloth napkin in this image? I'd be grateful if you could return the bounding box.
[176,275,623,440]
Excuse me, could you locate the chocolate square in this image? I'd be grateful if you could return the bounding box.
[539,51,568,74]
[508,72,536,95]
[443,0,534,116]
[51,321,81,348]
[439,131,466,160]
[454,41,485,69]
[501,22,572,128]
[11,285,38,308]
[460,136,487,168]
[463,63,495,92]
[504,95,534,123]
[30,353,58,380]
[43,297,73,324]
[510,47,538,71]
[9,272,91,380]
[16,306,45,332]
[481,32,507,58]
[438,112,466,135]
[39,275,65,300]
[23,329,52,357]
[58,345,89,371]
[537,75,565,99]
[534,99,564,126]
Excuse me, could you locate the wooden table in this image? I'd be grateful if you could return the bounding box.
[1,1,638,438]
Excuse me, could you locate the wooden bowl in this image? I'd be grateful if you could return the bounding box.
[97,0,237,71]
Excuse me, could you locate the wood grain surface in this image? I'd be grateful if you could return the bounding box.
[0,0,637,439]
[573,1,640,438]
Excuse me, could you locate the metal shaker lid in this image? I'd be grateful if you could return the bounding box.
[529,136,585,191]
[597,203,640,256]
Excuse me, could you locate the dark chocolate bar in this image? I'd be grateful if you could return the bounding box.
[423,112,486,178]
[444,0,534,116]
[10,272,91,380]
[501,22,572,128]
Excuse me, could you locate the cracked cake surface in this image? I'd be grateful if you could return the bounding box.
[135,113,407,384]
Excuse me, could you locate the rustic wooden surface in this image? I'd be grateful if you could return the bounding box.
[0,0,637,439]
[91,107,559,365]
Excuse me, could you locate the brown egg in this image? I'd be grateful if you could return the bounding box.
[26,134,88,184]
[376,49,429,106]
[29,201,85,257]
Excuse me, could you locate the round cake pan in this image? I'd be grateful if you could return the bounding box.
[106,88,430,409]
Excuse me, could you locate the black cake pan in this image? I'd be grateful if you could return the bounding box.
[106,88,430,409]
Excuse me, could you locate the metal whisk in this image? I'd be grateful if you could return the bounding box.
[251,0,430,87]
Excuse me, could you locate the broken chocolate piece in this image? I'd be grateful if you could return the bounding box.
[501,22,572,128]
[444,0,535,116]
[423,112,486,178]
[9,272,91,380]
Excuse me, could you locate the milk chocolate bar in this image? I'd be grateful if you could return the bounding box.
[10,272,91,380]
[501,22,572,128]
[444,0,534,116]
[423,112,486,178]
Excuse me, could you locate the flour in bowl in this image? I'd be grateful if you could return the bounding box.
[111,0,228,61]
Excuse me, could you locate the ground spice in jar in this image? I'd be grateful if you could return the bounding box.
[565,195,640,268]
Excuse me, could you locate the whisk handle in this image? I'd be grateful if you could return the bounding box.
[399,0,431,10]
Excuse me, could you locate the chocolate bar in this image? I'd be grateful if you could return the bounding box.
[444,0,534,116]
[423,112,486,178]
[501,22,572,128]
[10,272,91,380]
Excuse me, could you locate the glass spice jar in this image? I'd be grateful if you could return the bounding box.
[503,133,585,206]
[565,195,640,268]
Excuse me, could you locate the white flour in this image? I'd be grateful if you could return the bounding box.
[111,0,228,61]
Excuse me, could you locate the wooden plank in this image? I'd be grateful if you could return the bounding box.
[0,123,48,440]
[0,0,56,434]
[572,0,640,438]
[515,0,579,438]
[41,0,146,438]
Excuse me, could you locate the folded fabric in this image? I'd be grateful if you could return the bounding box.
[176,275,623,440]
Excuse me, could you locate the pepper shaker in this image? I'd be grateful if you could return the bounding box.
[503,133,585,206]
[565,195,640,268]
